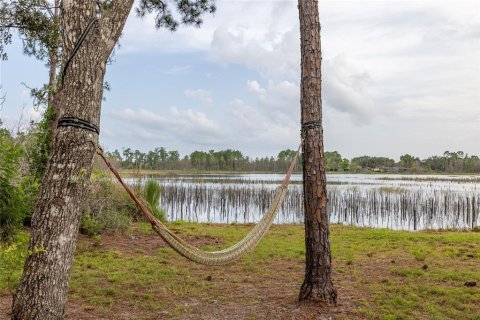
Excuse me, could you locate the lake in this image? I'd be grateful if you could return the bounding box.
[134,174,479,230]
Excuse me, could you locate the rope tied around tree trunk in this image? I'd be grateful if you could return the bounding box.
[301,120,322,136]
[60,1,103,87]
[57,5,303,265]
[57,116,100,134]
[57,103,300,264]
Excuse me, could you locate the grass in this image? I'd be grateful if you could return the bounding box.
[1,224,479,319]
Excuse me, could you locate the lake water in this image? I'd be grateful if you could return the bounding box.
[135,174,480,230]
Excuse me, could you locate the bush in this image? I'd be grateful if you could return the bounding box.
[80,173,135,236]
[144,179,167,222]
[80,214,102,237]
[18,176,40,227]
[80,169,167,236]
[27,106,54,182]
[0,127,37,239]
[0,231,29,291]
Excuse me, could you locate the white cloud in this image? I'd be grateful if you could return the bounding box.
[184,89,213,107]
[323,54,375,124]
[162,65,192,75]
[247,79,300,124]
[228,98,299,152]
[246,80,266,96]
[111,107,223,146]
[99,1,480,157]
[211,25,300,80]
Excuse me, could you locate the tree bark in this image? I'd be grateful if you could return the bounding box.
[12,1,133,319]
[48,0,60,141]
[298,0,337,304]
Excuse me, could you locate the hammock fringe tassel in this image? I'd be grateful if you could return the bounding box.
[97,147,299,266]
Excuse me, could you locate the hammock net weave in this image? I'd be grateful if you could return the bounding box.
[97,147,298,266]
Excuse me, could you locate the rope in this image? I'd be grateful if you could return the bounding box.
[96,143,301,265]
[301,120,322,134]
[61,17,99,88]
[61,1,103,88]
[60,110,300,264]
[58,116,100,134]
[58,11,101,131]
[55,3,303,265]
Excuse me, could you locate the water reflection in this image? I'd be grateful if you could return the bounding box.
[128,174,479,230]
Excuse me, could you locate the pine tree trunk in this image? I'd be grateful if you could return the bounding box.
[298,0,337,304]
[12,1,133,319]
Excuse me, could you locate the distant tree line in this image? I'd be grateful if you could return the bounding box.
[349,151,480,173]
[105,148,480,174]
[105,148,302,172]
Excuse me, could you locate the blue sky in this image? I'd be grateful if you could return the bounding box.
[1,0,479,160]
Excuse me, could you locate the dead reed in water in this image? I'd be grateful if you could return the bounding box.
[159,182,479,230]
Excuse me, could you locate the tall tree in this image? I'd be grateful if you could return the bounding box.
[298,0,337,303]
[1,0,62,179]
[11,1,215,319]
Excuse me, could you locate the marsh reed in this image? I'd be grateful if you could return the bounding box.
[158,180,479,230]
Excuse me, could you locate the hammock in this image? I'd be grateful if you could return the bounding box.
[96,147,299,266]
[59,15,301,266]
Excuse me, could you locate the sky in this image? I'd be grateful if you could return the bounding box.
[0,0,479,160]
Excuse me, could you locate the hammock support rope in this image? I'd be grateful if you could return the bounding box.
[56,13,302,266]
[96,145,300,266]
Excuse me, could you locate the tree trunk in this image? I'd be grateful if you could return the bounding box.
[298,0,337,304]
[12,1,133,319]
[47,0,60,142]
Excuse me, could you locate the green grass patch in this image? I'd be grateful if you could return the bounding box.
[1,224,479,319]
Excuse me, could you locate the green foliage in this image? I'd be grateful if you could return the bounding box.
[340,158,350,171]
[0,231,28,292]
[277,149,296,161]
[144,179,166,222]
[190,149,244,171]
[0,127,38,239]
[351,155,396,171]
[116,147,303,172]
[79,176,167,235]
[136,0,216,31]
[1,224,480,317]
[17,175,40,227]
[324,151,343,171]
[28,106,55,181]
[110,146,480,173]
[144,180,161,208]
[0,0,61,61]
[81,175,135,236]
[1,0,216,62]
[80,214,102,237]
[399,154,417,168]
[423,151,480,173]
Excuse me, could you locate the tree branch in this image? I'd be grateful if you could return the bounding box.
[97,0,134,57]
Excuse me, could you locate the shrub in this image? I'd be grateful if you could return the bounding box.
[27,106,54,182]
[80,169,167,236]
[0,127,37,239]
[80,214,102,237]
[0,231,29,291]
[80,173,135,236]
[18,176,40,227]
[144,179,167,222]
